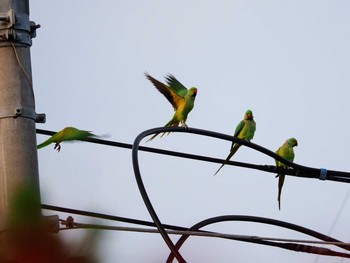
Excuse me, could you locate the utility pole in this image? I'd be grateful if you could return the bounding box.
[0,0,43,215]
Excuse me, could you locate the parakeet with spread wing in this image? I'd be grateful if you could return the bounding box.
[37,127,100,152]
[275,137,298,210]
[145,72,198,141]
[214,110,256,176]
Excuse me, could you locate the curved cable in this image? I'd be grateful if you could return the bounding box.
[131,127,350,262]
[166,215,350,262]
[132,128,187,262]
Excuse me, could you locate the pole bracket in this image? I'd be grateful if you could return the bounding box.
[0,9,40,46]
[0,107,46,123]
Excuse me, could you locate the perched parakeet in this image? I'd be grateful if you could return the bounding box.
[37,127,99,152]
[214,110,256,176]
[275,137,298,210]
[145,72,198,141]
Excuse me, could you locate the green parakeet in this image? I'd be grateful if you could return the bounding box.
[275,137,298,210]
[37,127,99,152]
[145,72,198,141]
[214,110,256,176]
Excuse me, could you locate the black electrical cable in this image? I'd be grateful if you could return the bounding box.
[41,204,350,260]
[131,127,350,262]
[166,215,350,262]
[132,129,187,262]
[41,204,187,231]
[36,128,350,182]
[57,219,350,259]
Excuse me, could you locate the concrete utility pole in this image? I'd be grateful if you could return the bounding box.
[0,0,43,215]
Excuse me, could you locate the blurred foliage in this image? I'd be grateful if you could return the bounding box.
[0,184,100,263]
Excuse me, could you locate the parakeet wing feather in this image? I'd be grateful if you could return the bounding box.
[165,74,188,97]
[275,147,281,166]
[234,120,245,137]
[37,127,98,149]
[61,127,96,141]
[145,72,183,110]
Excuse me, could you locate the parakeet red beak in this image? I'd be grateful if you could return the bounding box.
[248,113,252,119]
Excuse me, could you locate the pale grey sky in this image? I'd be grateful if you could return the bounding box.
[32,1,350,262]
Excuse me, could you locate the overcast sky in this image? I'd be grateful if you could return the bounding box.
[31,1,350,262]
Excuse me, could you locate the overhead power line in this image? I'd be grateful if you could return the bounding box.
[37,127,350,262]
[36,127,350,183]
[58,220,350,259]
[42,205,350,261]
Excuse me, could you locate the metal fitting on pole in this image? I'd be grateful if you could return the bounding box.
[0,6,40,46]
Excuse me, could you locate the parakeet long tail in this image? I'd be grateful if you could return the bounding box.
[214,144,241,176]
[37,138,54,149]
[146,119,180,142]
[277,174,285,210]
[146,132,165,142]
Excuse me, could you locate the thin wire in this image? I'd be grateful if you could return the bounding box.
[42,204,350,249]
[60,220,350,247]
[57,220,350,259]
[43,204,350,260]
[313,188,350,263]
[335,188,350,263]
[10,42,35,103]
[41,204,188,232]
[42,204,350,260]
